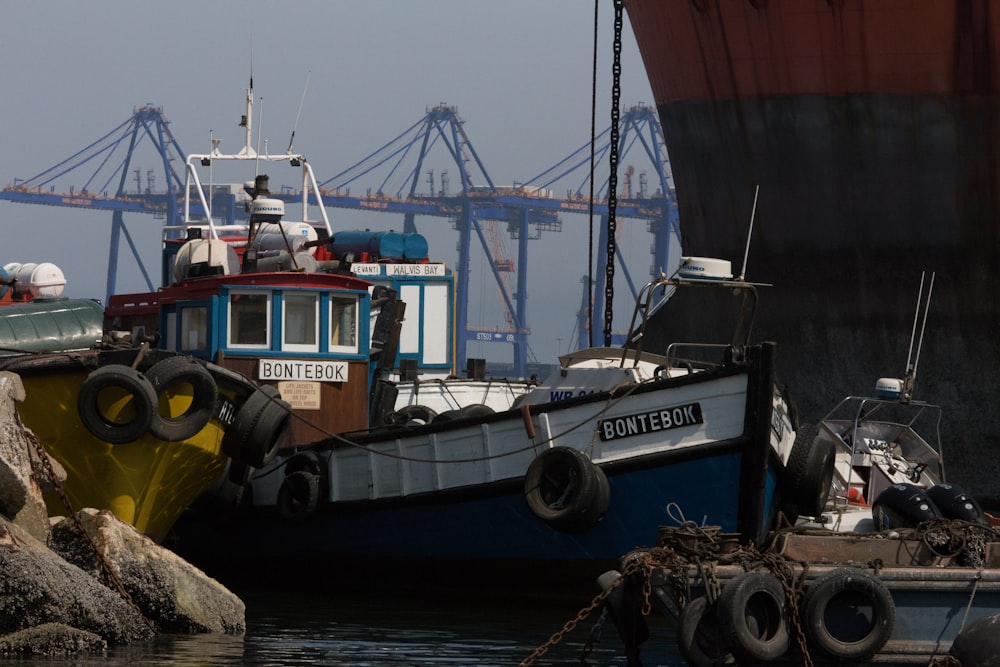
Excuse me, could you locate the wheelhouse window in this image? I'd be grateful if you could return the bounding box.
[282,292,319,352]
[228,291,270,348]
[329,295,358,353]
[180,306,208,351]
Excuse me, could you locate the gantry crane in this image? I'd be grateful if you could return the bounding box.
[0,102,678,377]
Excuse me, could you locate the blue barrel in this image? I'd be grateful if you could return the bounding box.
[330,231,405,260]
[0,298,104,356]
[401,233,429,260]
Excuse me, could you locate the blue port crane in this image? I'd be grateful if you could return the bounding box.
[0,101,678,378]
[317,103,563,374]
[515,103,679,350]
[0,105,187,300]
[316,102,678,373]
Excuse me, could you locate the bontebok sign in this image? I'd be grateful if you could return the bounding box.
[598,403,703,441]
[258,359,348,383]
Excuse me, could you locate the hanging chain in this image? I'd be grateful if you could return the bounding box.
[23,427,154,631]
[604,0,624,346]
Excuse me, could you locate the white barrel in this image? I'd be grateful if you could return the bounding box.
[252,222,319,255]
[173,239,240,282]
[27,262,66,297]
[254,252,318,273]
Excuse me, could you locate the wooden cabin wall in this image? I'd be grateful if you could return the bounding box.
[216,355,371,443]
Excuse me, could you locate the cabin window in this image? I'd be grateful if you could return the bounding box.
[180,306,208,350]
[228,291,270,348]
[282,292,319,352]
[329,295,358,352]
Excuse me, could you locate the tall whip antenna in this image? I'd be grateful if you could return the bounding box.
[738,185,759,281]
[287,70,311,154]
[902,271,935,402]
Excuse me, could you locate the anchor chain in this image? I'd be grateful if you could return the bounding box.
[518,555,654,666]
[603,0,624,347]
[23,426,155,631]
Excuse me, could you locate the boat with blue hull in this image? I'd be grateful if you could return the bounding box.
[89,79,805,589]
[170,262,801,591]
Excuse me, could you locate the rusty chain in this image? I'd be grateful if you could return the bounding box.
[22,426,155,631]
[518,554,657,666]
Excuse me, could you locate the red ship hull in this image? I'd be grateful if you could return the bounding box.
[624,0,1000,498]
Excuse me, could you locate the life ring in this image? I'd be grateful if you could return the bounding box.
[278,469,320,521]
[801,567,894,661]
[144,356,218,442]
[222,385,291,468]
[678,596,735,667]
[716,570,791,662]
[389,404,437,426]
[782,423,836,520]
[77,364,158,444]
[523,447,610,532]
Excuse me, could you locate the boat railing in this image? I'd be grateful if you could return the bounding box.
[620,273,760,369]
[178,152,333,242]
[662,342,739,373]
[820,395,945,508]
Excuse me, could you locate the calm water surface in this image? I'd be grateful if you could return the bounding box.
[19,587,684,666]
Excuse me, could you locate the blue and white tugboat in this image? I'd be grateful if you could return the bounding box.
[171,254,805,592]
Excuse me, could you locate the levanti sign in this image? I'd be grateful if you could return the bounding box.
[598,402,703,441]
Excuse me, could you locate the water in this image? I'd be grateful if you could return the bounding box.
[16,588,684,666]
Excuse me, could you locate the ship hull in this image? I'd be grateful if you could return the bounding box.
[624,0,1000,499]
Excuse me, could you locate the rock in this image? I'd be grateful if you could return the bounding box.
[0,518,153,644]
[0,372,50,543]
[950,613,1000,666]
[50,509,246,634]
[0,623,106,656]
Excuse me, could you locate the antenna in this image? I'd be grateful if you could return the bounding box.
[255,97,264,174]
[901,271,935,402]
[737,185,759,281]
[287,71,311,154]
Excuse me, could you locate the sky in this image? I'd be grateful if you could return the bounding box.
[0,1,659,368]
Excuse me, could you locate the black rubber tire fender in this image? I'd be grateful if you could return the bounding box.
[278,469,321,522]
[782,423,836,519]
[523,447,610,532]
[390,404,437,426]
[284,450,322,477]
[77,364,158,444]
[716,570,791,663]
[223,385,291,467]
[801,567,895,661]
[458,403,495,418]
[144,356,218,442]
[678,596,736,667]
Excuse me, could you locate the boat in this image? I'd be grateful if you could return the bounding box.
[786,273,995,538]
[563,278,1000,666]
[583,520,1000,666]
[168,246,804,591]
[0,263,273,542]
[620,0,1000,507]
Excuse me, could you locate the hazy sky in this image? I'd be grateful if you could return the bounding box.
[0,1,659,367]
